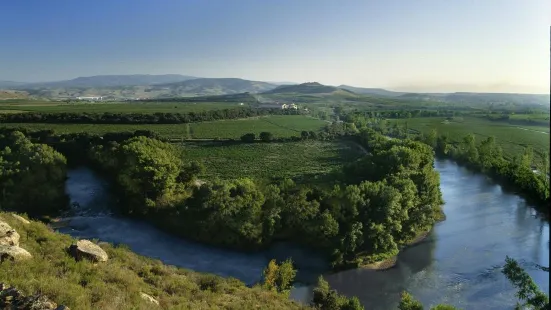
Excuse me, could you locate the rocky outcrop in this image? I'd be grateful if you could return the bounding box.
[0,283,69,310]
[0,245,32,262]
[140,292,159,306]
[0,220,32,262]
[11,214,30,225]
[68,240,108,262]
[0,221,20,246]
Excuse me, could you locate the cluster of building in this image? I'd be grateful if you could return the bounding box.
[257,102,298,109]
[75,96,103,101]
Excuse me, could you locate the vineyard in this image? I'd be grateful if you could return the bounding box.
[181,140,365,183]
[389,117,550,160]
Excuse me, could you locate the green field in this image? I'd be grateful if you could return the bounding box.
[0,115,328,139]
[0,102,238,113]
[390,117,550,161]
[189,115,327,139]
[181,140,365,183]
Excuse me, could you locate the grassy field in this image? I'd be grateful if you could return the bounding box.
[0,101,239,113]
[0,115,328,139]
[389,117,550,161]
[181,140,365,184]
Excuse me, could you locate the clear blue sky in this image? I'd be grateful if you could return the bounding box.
[1,0,549,93]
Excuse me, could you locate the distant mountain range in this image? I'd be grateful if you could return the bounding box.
[9,74,199,89]
[1,75,548,107]
[337,85,406,97]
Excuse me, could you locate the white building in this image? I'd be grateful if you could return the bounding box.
[76,96,103,101]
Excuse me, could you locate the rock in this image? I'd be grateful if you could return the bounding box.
[0,221,20,247]
[12,214,31,225]
[140,292,159,306]
[55,305,70,310]
[68,240,108,262]
[0,245,32,262]
[0,283,62,309]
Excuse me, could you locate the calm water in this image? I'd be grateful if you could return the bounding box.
[60,159,549,309]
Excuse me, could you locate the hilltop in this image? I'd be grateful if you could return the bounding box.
[263,82,354,95]
[153,78,278,96]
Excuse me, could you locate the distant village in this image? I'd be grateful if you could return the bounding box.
[256,102,298,110]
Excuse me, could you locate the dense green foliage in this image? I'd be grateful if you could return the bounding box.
[89,128,443,267]
[262,259,297,297]
[311,277,363,310]
[0,132,69,216]
[502,256,549,309]
[0,107,299,124]
[0,213,307,310]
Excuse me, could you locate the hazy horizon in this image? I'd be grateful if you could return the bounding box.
[1,0,550,94]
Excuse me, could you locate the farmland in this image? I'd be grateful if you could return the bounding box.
[388,117,550,161]
[189,115,327,139]
[0,115,328,139]
[0,101,238,113]
[181,140,365,183]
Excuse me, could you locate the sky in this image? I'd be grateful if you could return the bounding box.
[1,0,550,93]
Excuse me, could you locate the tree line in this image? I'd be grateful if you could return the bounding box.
[0,108,300,124]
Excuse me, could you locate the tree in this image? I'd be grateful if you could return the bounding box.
[502,256,549,309]
[262,259,296,296]
[312,276,364,310]
[0,131,69,216]
[398,292,423,310]
[301,131,310,140]
[240,133,256,143]
[399,256,549,310]
[424,129,437,149]
[115,136,185,213]
[259,131,273,142]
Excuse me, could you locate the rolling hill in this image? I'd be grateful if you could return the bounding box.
[338,85,406,97]
[152,78,278,96]
[263,82,355,95]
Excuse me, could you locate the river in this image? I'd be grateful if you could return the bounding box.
[59,159,549,309]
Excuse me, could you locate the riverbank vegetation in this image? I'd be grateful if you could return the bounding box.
[0,124,444,269]
[343,112,550,212]
[0,132,69,217]
[85,127,442,268]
